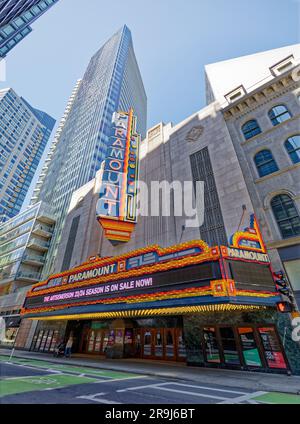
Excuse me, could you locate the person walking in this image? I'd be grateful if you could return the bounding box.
[65,335,73,358]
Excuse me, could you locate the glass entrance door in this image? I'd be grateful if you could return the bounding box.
[143,329,153,358]
[165,329,176,360]
[154,329,164,359]
[176,329,187,361]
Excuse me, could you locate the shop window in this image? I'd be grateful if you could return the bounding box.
[219,327,241,366]
[271,194,300,239]
[258,327,287,369]
[203,327,221,364]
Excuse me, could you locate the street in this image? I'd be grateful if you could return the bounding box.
[1,355,300,404]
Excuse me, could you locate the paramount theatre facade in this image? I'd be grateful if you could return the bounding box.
[19,107,300,375]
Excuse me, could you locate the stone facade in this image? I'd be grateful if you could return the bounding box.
[222,61,300,305]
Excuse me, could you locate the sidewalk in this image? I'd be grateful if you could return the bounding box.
[1,348,300,395]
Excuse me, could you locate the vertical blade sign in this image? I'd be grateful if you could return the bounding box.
[96,109,140,245]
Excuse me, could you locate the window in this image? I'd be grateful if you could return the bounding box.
[268,105,292,126]
[254,150,279,177]
[285,135,300,164]
[271,194,300,238]
[242,120,262,140]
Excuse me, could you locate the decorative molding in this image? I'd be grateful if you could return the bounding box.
[185,125,204,142]
[223,71,299,120]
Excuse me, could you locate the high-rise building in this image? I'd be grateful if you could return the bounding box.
[32,25,147,277]
[0,0,59,58]
[0,88,55,223]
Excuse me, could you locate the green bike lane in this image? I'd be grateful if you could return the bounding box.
[0,355,145,398]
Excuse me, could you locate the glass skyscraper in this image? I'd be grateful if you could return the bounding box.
[32,25,147,277]
[0,0,59,58]
[0,87,55,223]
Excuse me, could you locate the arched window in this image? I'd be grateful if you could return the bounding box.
[268,105,292,126]
[242,120,262,140]
[254,150,279,177]
[285,135,300,164]
[271,194,300,238]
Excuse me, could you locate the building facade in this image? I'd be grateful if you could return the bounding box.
[205,44,300,308]
[16,45,300,374]
[0,0,59,58]
[0,201,55,347]
[20,102,300,375]
[31,25,147,279]
[0,87,55,223]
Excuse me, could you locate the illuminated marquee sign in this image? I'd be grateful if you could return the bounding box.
[230,214,267,253]
[31,243,208,293]
[225,248,270,264]
[96,109,141,244]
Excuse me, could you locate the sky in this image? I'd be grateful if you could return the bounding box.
[0,0,299,208]
[1,0,299,128]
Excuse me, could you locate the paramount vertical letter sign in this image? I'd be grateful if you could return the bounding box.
[96,109,140,244]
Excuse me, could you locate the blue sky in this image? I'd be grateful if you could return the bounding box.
[1,0,299,129]
[1,0,299,209]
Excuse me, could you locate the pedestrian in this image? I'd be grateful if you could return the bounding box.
[65,335,73,358]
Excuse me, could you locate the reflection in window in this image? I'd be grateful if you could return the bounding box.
[220,327,240,366]
[203,327,221,363]
[271,194,300,238]
[268,105,292,126]
[254,150,279,177]
[285,135,300,164]
[242,120,262,140]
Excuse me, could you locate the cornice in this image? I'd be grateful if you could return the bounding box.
[223,73,300,120]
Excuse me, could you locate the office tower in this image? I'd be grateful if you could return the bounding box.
[32,25,147,277]
[0,87,55,223]
[0,0,59,57]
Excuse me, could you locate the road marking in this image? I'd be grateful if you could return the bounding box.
[77,393,122,404]
[93,376,146,384]
[117,382,160,393]
[158,382,247,395]
[218,391,268,404]
[154,386,229,401]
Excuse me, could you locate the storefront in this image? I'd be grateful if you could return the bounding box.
[19,233,300,374]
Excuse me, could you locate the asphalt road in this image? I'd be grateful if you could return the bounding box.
[1,356,300,405]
